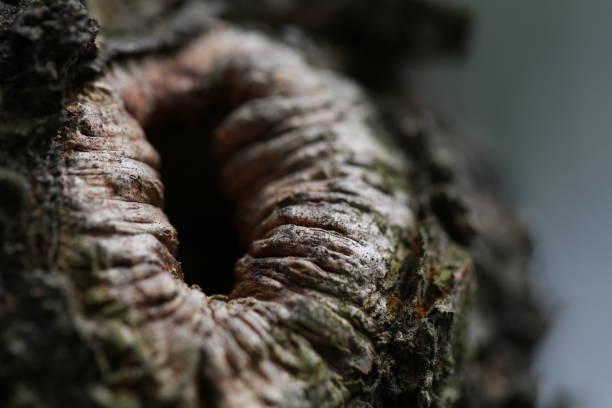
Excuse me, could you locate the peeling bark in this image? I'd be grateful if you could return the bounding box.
[0,1,545,407]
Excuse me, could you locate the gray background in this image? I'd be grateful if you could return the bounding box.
[409,1,612,406]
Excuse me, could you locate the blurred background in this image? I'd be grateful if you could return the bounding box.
[409,1,612,406]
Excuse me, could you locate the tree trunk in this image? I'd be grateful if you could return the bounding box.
[0,1,545,407]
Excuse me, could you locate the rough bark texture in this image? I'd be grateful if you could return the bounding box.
[0,1,545,407]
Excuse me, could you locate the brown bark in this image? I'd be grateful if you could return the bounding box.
[0,1,545,407]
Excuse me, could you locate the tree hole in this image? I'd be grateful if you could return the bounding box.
[146,116,243,295]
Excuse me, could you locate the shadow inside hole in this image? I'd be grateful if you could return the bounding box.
[146,116,243,295]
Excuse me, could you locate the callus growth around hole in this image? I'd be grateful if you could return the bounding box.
[54,27,472,407]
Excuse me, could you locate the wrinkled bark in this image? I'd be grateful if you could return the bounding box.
[0,1,545,407]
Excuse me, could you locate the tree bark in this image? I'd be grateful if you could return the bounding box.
[0,1,545,407]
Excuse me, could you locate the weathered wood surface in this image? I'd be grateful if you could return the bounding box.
[0,1,545,407]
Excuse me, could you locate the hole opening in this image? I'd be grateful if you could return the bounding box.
[146,115,243,295]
